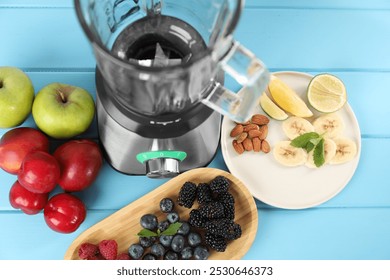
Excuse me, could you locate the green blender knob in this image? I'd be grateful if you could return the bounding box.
[136,151,187,178]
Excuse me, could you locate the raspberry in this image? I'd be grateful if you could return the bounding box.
[78,242,99,259]
[116,253,131,260]
[197,183,213,204]
[98,239,118,260]
[178,181,197,208]
[210,176,230,194]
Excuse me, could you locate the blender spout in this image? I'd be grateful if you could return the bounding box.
[142,0,162,16]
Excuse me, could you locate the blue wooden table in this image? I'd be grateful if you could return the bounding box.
[1,0,390,260]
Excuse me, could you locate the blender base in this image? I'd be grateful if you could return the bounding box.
[96,95,221,177]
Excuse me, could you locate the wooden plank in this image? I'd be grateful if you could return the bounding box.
[1,207,389,259]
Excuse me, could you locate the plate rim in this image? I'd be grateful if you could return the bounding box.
[221,71,362,209]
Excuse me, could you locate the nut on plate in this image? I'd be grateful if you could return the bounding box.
[236,132,248,144]
[252,137,261,152]
[261,140,271,153]
[242,138,253,151]
[243,124,259,132]
[232,140,245,154]
[230,124,244,137]
[251,114,270,126]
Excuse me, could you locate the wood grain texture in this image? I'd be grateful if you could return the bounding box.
[64,168,258,260]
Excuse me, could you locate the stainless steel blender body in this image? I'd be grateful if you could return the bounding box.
[74,0,269,177]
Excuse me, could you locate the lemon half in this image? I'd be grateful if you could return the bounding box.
[307,74,347,113]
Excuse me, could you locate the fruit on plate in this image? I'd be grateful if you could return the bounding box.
[273,140,307,167]
[268,75,313,118]
[0,127,49,174]
[282,116,315,140]
[312,113,344,139]
[9,180,49,215]
[53,139,103,192]
[329,138,357,165]
[44,193,86,234]
[0,67,35,128]
[307,73,347,113]
[18,151,60,194]
[259,93,288,120]
[306,138,337,168]
[32,83,95,139]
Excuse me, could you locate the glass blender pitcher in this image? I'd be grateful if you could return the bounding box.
[74,0,270,177]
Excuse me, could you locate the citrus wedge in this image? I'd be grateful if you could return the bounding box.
[268,75,313,118]
[307,74,347,113]
[259,93,288,120]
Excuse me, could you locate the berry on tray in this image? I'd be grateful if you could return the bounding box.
[140,214,158,230]
[98,239,118,260]
[210,176,230,194]
[177,181,197,208]
[160,198,174,213]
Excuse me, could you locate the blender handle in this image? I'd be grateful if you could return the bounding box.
[201,41,270,123]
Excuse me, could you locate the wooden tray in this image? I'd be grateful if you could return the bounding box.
[64,168,258,260]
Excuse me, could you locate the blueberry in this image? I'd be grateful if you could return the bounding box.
[139,236,156,248]
[159,235,174,247]
[142,253,156,260]
[167,212,180,223]
[171,235,185,253]
[181,246,193,260]
[128,244,144,259]
[188,232,202,247]
[160,198,174,213]
[194,246,209,260]
[177,222,190,236]
[164,250,178,260]
[150,243,166,257]
[140,214,158,230]
[158,220,170,232]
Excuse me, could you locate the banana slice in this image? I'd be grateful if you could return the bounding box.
[282,116,315,140]
[273,141,307,167]
[313,113,344,138]
[329,138,357,165]
[306,138,337,168]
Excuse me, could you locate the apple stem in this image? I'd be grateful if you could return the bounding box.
[0,80,3,89]
[57,88,67,103]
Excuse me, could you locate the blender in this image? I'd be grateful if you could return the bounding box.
[74,0,269,178]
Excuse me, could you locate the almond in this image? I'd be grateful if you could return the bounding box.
[232,140,244,154]
[261,140,271,153]
[243,138,253,151]
[252,137,261,152]
[248,129,262,138]
[243,123,259,132]
[251,114,269,126]
[258,125,268,140]
[236,132,248,143]
[235,120,251,126]
[230,124,244,137]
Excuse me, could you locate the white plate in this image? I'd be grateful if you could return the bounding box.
[221,71,361,209]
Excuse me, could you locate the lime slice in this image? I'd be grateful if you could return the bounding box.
[307,74,347,113]
[259,93,288,120]
[268,75,313,118]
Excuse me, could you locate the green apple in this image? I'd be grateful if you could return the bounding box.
[32,83,95,139]
[0,67,34,128]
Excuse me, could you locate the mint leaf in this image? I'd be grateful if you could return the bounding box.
[291,132,320,148]
[309,137,322,146]
[305,142,316,153]
[137,229,158,237]
[161,222,182,236]
[313,138,325,167]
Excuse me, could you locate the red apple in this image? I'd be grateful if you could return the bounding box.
[53,139,103,192]
[44,193,86,233]
[9,180,49,215]
[18,150,60,194]
[0,127,49,174]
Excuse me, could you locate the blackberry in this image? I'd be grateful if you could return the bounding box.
[210,176,230,194]
[188,209,207,228]
[160,198,174,213]
[197,183,213,204]
[205,232,227,252]
[205,219,242,240]
[199,201,225,219]
[178,181,197,208]
[216,192,235,220]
